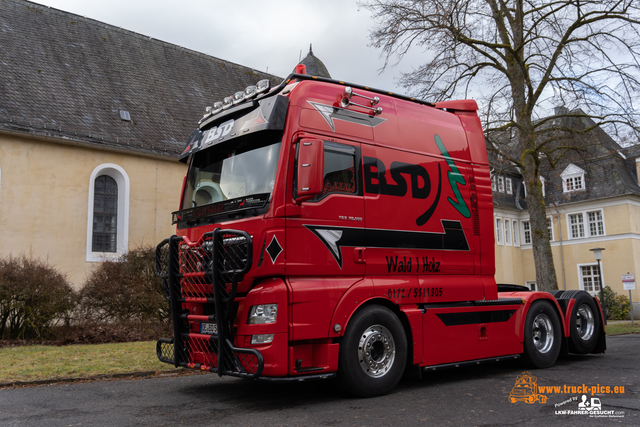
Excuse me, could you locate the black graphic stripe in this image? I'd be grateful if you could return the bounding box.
[435,310,517,326]
[305,220,469,268]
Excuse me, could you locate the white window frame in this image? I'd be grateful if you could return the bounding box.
[561,164,586,193]
[522,220,532,245]
[504,219,511,245]
[525,281,537,291]
[578,263,604,295]
[546,216,554,242]
[498,176,505,193]
[568,212,585,239]
[496,217,503,245]
[86,164,130,262]
[491,175,497,191]
[506,178,513,194]
[587,210,605,237]
[512,220,520,247]
[566,209,606,240]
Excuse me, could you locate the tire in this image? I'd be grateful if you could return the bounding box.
[539,395,547,404]
[521,300,562,368]
[337,305,407,397]
[563,290,600,354]
[548,290,565,299]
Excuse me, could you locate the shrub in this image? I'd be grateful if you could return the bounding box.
[80,246,169,324]
[597,286,631,320]
[0,254,76,339]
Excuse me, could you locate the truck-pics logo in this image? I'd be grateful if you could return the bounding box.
[509,372,548,404]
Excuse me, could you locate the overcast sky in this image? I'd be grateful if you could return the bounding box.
[33,0,425,96]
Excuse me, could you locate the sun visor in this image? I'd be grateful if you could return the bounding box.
[179,95,289,162]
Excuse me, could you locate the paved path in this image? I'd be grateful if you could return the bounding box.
[1,335,638,426]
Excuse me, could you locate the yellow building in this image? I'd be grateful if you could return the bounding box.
[0,0,279,287]
[491,116,640,316]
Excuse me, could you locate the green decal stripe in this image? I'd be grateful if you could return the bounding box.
[435,135,471,218]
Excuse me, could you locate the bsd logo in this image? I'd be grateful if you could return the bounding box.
[202,119,235,147]
[363,156,442,226]
[362,135,471,226]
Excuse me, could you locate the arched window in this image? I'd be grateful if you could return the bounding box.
[92,175,118,252]
[86,164,130,261]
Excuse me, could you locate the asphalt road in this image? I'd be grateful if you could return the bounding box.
[1,335,638,426]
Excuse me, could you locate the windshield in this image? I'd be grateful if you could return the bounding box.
[182,134,281,210]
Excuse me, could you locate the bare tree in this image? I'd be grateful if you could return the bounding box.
[362,0,640,290]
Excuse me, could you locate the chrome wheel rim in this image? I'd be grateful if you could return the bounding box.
[532,313,554,353]
[358,324,395,378]
[575,304,595,341]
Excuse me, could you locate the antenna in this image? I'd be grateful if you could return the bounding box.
[299,50,302,62]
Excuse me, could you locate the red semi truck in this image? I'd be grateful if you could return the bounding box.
[156,71,605,397]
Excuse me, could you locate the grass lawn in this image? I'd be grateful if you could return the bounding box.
[0,341,179,384]
[605,321,640,336]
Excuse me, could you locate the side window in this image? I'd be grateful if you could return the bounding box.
[321,142,357,196]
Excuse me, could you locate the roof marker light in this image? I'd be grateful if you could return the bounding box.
[233,91,245,105]
[256,79,270,93]
[222,96,234,110]
[211,101,223,115]
[244,85,258,99]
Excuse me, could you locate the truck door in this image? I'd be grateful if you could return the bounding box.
[286,138,365,278]
[285,137,365,341]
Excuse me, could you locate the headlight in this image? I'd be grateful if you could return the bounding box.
[247,303,278,324]
[251,334,274,345]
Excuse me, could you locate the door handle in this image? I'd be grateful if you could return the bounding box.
[353,247,366,264]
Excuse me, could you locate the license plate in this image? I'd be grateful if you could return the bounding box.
[200,322,217,335]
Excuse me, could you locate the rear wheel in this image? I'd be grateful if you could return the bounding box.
[562,290,600,354]
[521,300,561,368]
[337,305,407,397]
[548,290,565,299]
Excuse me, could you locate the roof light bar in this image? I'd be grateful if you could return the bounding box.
[201,79,273,121]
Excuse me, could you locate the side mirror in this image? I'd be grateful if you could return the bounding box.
[296,138,324,203]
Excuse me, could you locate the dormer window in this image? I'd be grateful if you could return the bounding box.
[561,164,585,193]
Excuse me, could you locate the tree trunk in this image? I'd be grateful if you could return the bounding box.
[522,162,558,291]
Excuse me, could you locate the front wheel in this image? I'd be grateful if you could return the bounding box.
[521,300,561,368]
[337,305,407,397]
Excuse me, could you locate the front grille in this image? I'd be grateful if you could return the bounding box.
[155,229,263,379]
